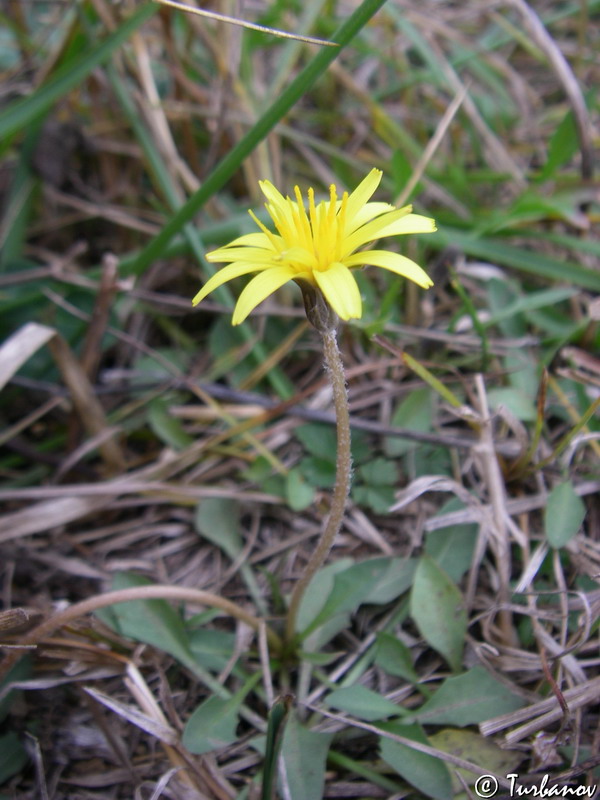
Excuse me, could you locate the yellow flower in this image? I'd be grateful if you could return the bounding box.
[192,168,436,325]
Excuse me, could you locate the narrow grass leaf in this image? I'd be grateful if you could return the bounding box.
[544,480,587,548]
[433,227,600,291]
[0,3,157,142]
[410,556,466,672]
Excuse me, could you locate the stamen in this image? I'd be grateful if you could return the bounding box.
[248,209,281,251]
[294,185,312,247]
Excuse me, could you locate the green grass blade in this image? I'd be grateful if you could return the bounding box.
[130,0,389,277]
[0,3,158,143]
[434,226,600,291]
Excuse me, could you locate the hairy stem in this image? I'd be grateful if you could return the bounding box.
[285,327,352,647]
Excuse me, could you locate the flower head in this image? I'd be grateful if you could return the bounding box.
[193,168,435,325]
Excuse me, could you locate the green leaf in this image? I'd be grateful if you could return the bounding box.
[363,558,416,604]
[326,685,402,722]
[187,628,237,672]
[375,632,418,683]
[286,467,315,511]
[296,423,337,462]
[280,712,333,800]
[182,696,239,754]
[195,497,242,560]
[538,110,578,181]
[147,397,194,450]
[428,728,522,791]
[352,483,396,513]
[0,732,28,784]
[299,455,336,488]
[300,558,399,640]
[425,499,477,583]
[357,458,399,486]
[384,388,433,457]
[379,722,452,800]
[97,573,196,670]
[404,666,524,726]
[410,556,467,672]
[183,671,262,754]
[544,481,587,548]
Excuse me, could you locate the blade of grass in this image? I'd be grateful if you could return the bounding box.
[434,226,600,291]
[0,2,158,144]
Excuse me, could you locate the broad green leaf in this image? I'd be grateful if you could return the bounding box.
[357,458,399,486]
[352,483,396,513]
[384,388,433,457]
[487,387,537,422]
[296,423,337,462]
[280,712,333,800]
[363,558,416,604]
[299,455,336,488]
[544,481,587,548]
[425,499,477,583]
[97,573,196,670]
[183,671,262,754]
[286,467,315,511]
[0,732,27,784]
[300,558,397,640]
[187,628,237,672]
[147,397,193,450]
[326,685,402,721]
[410,556,466,672]
[379,722,452,800]
[182,695,239,754]
[429,728,522,791]
[375,632,418,683]
[195,497,242,560]
[403,666,524,726]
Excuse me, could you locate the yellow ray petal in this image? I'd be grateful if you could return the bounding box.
[231,265,296,325]
[345,250,433,288]
[371,213,437,240]
[342,206,415,254]
[344,202,394,235]
[206,246,277,264]
[344,168,382,224]
[219,231,276,249]
[192,261,268,306]
[314,262,362,320]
